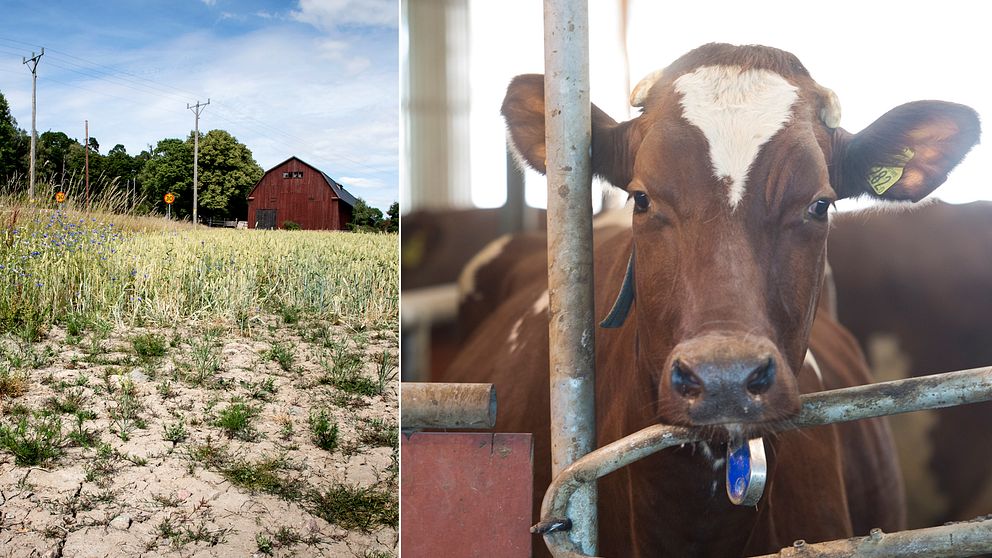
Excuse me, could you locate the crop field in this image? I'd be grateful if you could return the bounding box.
[0,206,399,557]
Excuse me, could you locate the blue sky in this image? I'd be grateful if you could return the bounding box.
[0,0,398,210]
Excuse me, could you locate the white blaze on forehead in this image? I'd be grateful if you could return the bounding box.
[674,66,799,207]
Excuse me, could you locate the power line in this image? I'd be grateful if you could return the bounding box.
[1,38,395,179]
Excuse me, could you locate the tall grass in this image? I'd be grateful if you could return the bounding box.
[0,200,398,334]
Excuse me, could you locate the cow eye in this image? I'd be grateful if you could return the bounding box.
[807,199,831,220]
[633,191,650,212]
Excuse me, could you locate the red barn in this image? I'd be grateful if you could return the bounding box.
[247,156,357,230]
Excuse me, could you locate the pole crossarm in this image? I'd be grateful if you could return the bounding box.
[540,365,992,558]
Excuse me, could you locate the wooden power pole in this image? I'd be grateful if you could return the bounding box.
[85,120,89,210]
[187,99,209,225]
[22,48,44,200]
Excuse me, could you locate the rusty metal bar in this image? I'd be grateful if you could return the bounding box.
[752,519,992,558]
[541,365,992,558]
[543,0,597,554]
[401,383,497,430]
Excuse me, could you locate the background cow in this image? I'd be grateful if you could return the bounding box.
[441,43,980,557]
[829,200,992,528]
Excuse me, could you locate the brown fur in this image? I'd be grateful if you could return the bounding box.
[830,201,992,527]
[443,44,979,556]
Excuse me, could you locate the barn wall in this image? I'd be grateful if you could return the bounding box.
[247,158,350,230]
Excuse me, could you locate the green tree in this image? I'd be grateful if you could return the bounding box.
[138,138,193,217]
[103,144,142,208]
[104,144,136,182]
[0,91,28,184]
[194,129,263,219]
[384,201,399,233]
[349,198,384,232]
[37,131,75,186]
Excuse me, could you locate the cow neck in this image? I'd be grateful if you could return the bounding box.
[594,240,768,555]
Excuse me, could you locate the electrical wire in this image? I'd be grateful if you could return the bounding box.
[0,36,396,180]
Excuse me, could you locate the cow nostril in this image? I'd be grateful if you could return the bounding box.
[746,358,776,396]
[671,359,703,398]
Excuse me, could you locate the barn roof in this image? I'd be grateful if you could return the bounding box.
[252,156,359,208]
[320,171,358,208]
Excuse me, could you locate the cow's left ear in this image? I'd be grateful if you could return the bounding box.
[831,101,980,201]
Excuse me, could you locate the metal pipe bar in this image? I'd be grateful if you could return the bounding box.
[752,518,992,558]
[401,383,497,430]
[543,0,597,555]
[541,365,992,558]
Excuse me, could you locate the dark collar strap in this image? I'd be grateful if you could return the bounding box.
[599,250,635,328]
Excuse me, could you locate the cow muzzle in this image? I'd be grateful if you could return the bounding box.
[660,332,800,426]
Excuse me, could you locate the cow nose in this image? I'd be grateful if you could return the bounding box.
[667,353,784,424]
[671,359,704,398]
[671,357,775,400]
[745,358,776,396]
[659,333,800,426]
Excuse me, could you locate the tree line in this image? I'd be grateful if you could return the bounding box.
[0,90,395,231]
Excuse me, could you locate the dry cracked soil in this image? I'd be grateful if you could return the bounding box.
[0,315,398,558]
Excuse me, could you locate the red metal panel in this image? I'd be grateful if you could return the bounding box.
[401,432,533,557]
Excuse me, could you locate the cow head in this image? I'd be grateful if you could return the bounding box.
[502,43,979,430]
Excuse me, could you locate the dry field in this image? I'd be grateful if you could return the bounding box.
[0,208,399,557]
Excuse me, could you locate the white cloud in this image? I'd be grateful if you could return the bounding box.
[290,0,398,30]
[338,176,384,189]
[0,14,398,210]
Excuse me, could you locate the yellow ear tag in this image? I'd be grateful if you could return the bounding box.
[867,148,915,195]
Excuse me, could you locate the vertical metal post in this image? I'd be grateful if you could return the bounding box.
[543,0,597,554]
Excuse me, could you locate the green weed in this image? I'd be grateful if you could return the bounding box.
[0,414,64,466]
[308,409,339,452]
[214,399,260,441]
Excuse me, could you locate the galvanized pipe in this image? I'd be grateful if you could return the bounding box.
[752,518,992,558]
[401,383,497,430]
[541,365,992,558]
[543,0,597,554]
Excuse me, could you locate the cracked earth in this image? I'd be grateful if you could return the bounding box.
[0,316,398,557]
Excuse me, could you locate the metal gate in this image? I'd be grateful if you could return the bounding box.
[403,1,992,557]
[533,1,992,557]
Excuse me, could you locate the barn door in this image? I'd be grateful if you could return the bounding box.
[256,209,276,230]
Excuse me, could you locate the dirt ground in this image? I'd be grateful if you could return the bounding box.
[0,316,398,557]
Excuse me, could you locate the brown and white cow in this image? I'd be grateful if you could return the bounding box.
[441,43,980,557]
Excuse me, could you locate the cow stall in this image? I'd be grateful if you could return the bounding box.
[400,0,992,556]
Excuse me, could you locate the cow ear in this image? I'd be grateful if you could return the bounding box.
[832,101,980,202]
[501,73,642,190]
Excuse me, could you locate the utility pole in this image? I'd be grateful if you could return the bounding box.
[84,120,89,210]
[22,48,44,200]
[187,99,209,225]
